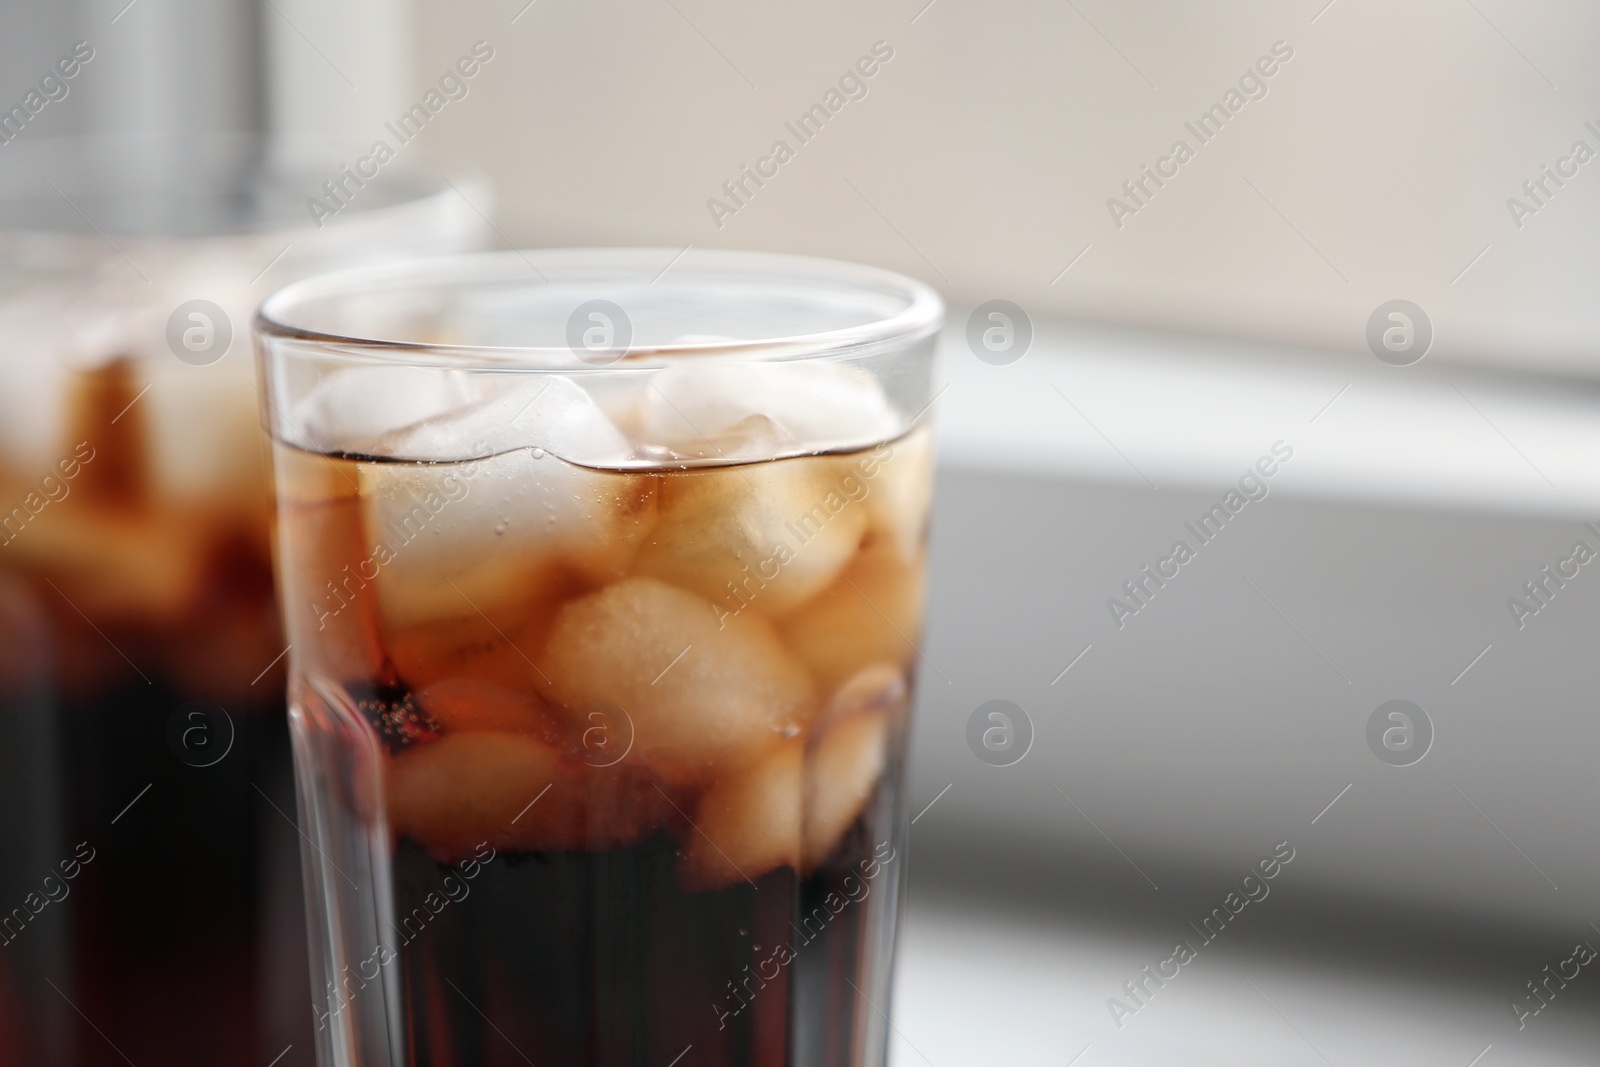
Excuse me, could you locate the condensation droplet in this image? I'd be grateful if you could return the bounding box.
[780,724,800,739]
[494,519,508,535]
[529,447,546,460]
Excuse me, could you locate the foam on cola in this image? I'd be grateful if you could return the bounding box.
[277,357,932,1063]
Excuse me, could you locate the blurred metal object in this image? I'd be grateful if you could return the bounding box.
[0,0,412,173]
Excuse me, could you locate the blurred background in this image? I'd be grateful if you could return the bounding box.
[6,0,1600,1063]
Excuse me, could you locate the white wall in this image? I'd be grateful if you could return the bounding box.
[414,0,1600,374]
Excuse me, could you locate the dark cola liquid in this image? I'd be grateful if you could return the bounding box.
[0,361,309,1067]
[384,818,900,1067]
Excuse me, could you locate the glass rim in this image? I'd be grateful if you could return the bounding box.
[254,247,944,370]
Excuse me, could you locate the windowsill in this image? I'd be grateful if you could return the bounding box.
[935,315,1600,519]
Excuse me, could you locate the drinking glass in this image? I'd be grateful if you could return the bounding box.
[255,248,941,1067]
[0,134,484,1066]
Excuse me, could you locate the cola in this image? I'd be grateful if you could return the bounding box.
[274,416,932,1067]
[0,356,293,1066]
[0,161,483,1065]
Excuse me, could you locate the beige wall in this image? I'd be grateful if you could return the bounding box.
[414,0,1600,373]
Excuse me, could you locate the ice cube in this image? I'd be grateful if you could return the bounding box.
[360,461,557,628]
[359,448,655,629]
[631,458,867,618]
[0,271,165,474]
[359,377,653,629]
[415,678,562,740]
[384,376,633,467]
[822,663,908,724]
[291,365,478,455]
[387,732,567,859]
[778,540,925,693]
[640,361,900,458]
[803,709,887,872]
[636,413,789,464]
[386,732,670,860]
[680,739,800,890]
[863,426,934,563]
[387,597,572,704]
[6,504,210,623]
[140,342,262,506]
[277,494,387,685]
[541,577,817,787]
